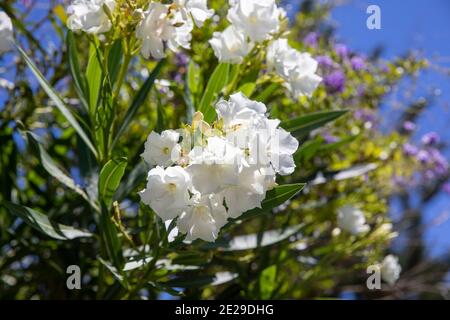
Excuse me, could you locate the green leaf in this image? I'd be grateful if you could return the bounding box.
[198,63,230,123]
[67,31,89,111]
[281,110,348,138]
[236,183,306,222]
[3,201,92,240]
[107,40,123,87]
[16,45,98,157]
[260,265,277,299]
[98,157,128,208]
[237,82,256,97]
[111,60,165,149]
[187,60,203,97]
[255,83,280,102]
[115,161,147,201]
[26,132,89,203]
[86,43,103,114]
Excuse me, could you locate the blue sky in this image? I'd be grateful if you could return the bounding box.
[329,0,450,258]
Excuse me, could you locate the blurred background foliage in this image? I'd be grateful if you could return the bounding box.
[0,0,448,299]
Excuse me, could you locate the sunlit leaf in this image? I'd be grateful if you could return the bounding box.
[198,63,230,123]
[16,45,98,157]
[98,158,128,208]
[281,110,348,138]
[3,201,92,240]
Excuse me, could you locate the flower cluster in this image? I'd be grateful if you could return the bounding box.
[139,92,299,242]
[401,131,449,183]
[267,39,322,98]
[66,0,214,59]
[209,0,284,64]
[67,0,116,35]
[0,11,13,54]
[136,0,214,59]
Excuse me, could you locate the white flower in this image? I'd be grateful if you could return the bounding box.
[337,205,370,235]
[227,0,281,42]
[217,92,298,175]
[187,136,244,194]
[141,130,181,167]
[209,25,252,64]
[221,166,271,218]
[285,55,322,98]
[215,92,266,129]
[67,0,115,34]
[175,0,214,27]
[177,193,228,241]
[267,39,322,98]
[136,2,193,59]
[381,254,401,285]
[139,92,299,243]
[139,166,191,221]
[0,11,13,54]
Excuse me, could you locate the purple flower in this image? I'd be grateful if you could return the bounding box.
[316,55,334,69]
[416,150,430,164]
[354,108,376,123]
[421,132,440,146]
[323,132,339,144]
[324,70,346,93]
[350,56,366,71]
[334,43,349,59]
[402,121,416,132]
[175,52,189,66]
[304,32,319,47]
[403,143,418,156]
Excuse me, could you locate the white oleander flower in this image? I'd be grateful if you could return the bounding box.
[136,2,193,59]
[217,93,298,175]
[139,166,191,220]
[209,25,252,64]
[267,39,322,98]
[215,92,266,129]
[381,254,401,285]
[337,205,370,235]
[141,130,181,167]
[187,136,244,194]
[67,0,115,34]
[177,193,228,241]
[174,0,214,27]
[221,166,270,218]
[227,0,281,42]
[139,92,299,242]
[0,11,13,54]
[285,55,322,98]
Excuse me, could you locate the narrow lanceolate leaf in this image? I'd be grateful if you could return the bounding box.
[16,45,98,157]
[203,225,303,251]
[236,183,306,222]
[86,43,103,114]
[26,132,89,202]
[3,201,92,240]
[112,60,165,149]
[107,40,123,87]
[281,110,348,138]
[67,31,89,111]
[198,63,230,123]
[98,157,128,208]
